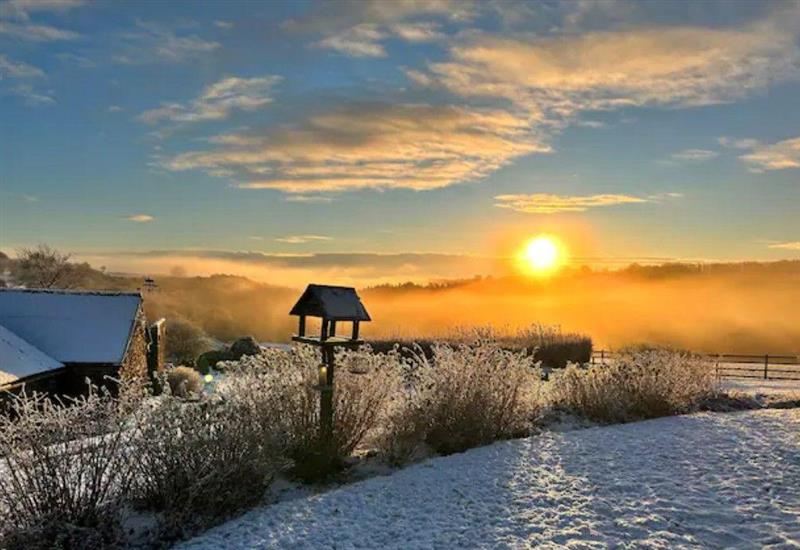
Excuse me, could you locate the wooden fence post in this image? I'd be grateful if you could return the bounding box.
[764,354,769,380]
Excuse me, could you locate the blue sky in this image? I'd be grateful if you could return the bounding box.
[1,0,799,284]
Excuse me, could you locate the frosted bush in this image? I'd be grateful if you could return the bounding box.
[380,334,542,463]
[221,345,404,480]
[130,390,286,539]
[166,365,203,397]
[550,349,715,423]
[0,390,137,548]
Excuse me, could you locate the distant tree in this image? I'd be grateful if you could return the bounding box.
[165,318,211,366]
[15,245,80,289]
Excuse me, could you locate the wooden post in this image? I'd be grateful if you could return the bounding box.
[764,354,769,380]
[352,320,360,340]
[298,315,306,337]
[329,320,337,337]
[321,318,329,341]
[601,350,605,365]
[320,346,334,444]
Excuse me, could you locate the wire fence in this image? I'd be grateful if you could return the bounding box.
[590,350,800,381]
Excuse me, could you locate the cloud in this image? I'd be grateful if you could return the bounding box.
[737,137,800,172]
[5,83,54,106]
[125,214,155,223]
[494,193,649,214]
[0,54,44,78]
[718,136,761,150]
[112,20,220,65]
[55,52,96,68]
[415,17,800,120]
[768,242,800,251]
[670,149,718,162]
[275,235,333,244]
[107,105,124,113]
[213,20,234,30]
[0,0,85,19]
[139,76,281,124]
[164,101,547,193]
[284,195,335,203]
[80,248,501,286]
[315,24,387,57]
[0,0,83,41]
[289,0,469,57]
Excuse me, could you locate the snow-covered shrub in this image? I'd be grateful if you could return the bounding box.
[222,345,404,481]
[130,390,286,539]
[0,390,137,548]
[166,365,203,397]
[550,349,715,423]
[380,335,542,462]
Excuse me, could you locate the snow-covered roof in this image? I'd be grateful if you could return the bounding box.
[0,323,64,385]
[0,289,142,365]
[290,284,371,321]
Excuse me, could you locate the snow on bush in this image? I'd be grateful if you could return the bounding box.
[131,384,288,538]
[221,345,404,480]
[166,365,204,398]
[0,390,137,548]
[550,349,715,423]
[379,333,542,463]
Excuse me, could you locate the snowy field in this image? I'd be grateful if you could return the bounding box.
[179,409,800,549]
[719,377,800,397]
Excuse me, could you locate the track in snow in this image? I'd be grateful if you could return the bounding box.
[180,410,800,549]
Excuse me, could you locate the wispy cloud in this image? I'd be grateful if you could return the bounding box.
[494,193,649,214]
[315,23,387,57]
[670,149,718,162]
[165,101,547,193]
[275,234,333,244]
[125,214,155,223]
[0,0,83,41]
[139,75,281,124]
[5,83,55,106]
[112,20,220,65]
[0,54,44,78]
[737,136,800,172]
[107,105,124,113]
[768,241,800,251]
[414,16,800,120]
[288,0,467,57]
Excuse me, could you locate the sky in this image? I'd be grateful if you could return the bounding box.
[1,0,799,285]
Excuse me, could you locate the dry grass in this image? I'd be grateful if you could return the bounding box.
[549,349,715,423]
[0,390,137,549]
[223,346,404,481]
[130,391,285,539]
[379,333,542,463]
[166,366,204,398]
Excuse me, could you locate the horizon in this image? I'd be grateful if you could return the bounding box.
[2,0,800,283]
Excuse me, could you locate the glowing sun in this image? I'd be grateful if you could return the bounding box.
[518,235,564,275]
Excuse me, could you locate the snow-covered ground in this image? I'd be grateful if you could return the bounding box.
[720,378,800,397]
[179,409,800,549]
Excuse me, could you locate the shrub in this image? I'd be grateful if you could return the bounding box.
[549,349,715,423]
[379,334,541,463]
[165,317,211,366]
[130,392,286,539]
[0,391,137,548]
[166,366,204,397]
[222,345,404,481]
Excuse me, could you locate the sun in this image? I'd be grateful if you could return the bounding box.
[517,235,564,276]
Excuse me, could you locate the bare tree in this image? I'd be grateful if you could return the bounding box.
[15,245,78,289]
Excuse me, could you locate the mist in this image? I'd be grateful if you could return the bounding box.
[140,262,800,354]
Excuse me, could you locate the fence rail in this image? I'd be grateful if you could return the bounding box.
[590,350,800,381]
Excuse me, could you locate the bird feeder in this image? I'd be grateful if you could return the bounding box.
[290,284,371,440]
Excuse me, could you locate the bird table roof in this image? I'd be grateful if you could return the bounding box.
[289,284,371,321]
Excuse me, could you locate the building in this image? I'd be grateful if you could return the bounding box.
[0,289,162,397]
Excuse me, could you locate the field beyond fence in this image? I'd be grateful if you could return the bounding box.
[591,350,800,381]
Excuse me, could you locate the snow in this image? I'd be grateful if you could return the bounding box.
[180,409,800,549]
[0,323,63,384]
[720,378,800,397]
[0,289,141,364]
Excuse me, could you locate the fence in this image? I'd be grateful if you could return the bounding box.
[590,350,800,381]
